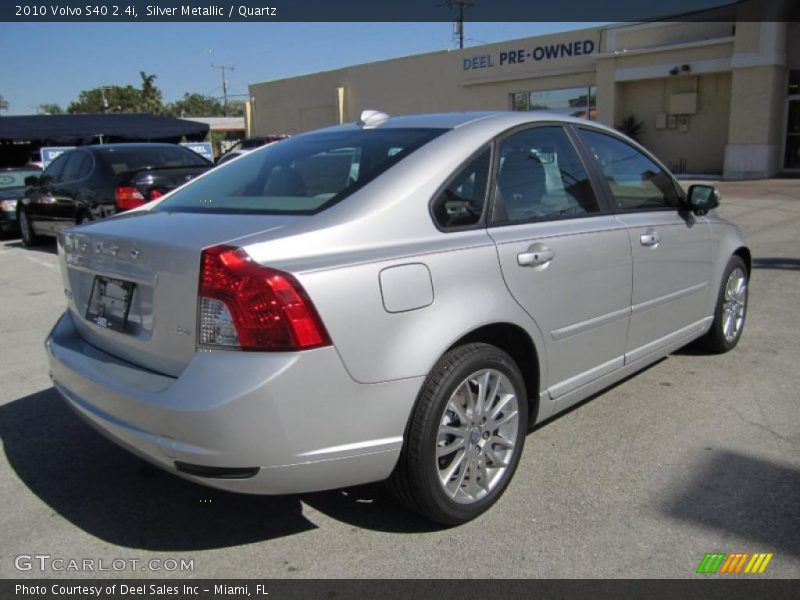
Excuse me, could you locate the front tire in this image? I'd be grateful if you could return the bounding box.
[18,209,44,247]
[387,343,527,525]
[698,255,748,353]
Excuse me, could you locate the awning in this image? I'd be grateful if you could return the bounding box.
[0,114,209,144]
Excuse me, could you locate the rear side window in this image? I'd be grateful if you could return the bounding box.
[154,128,445,215]
[431,148,491,229]
[98,146,209,175]
[578,129,681,211]
[494,126,599,223]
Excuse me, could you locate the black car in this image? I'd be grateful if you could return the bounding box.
[0,166,42,234]
[18,143,212,246]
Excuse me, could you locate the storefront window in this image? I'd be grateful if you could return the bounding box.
[510,85,597,120]
[789,70,800,95]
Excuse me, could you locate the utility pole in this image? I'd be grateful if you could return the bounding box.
[212,64,235,116]
[447,0,474,49]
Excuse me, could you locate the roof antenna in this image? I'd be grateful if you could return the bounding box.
[357,110,390,127]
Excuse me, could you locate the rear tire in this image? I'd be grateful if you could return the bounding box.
[18,209,44,247]
[698,255,748,353]
[387,343,527,526]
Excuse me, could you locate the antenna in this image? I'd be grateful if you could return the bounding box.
[211,64,236,116]
[446,0,475,49]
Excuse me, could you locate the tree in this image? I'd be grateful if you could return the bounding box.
[38,103,64,115]
[0,94,8,112]
[164,93,225,117]
[66,72,164,114]
[139,71,163,114]
[67,85,142,113]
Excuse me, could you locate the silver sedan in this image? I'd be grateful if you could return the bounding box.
[46,111,749,525]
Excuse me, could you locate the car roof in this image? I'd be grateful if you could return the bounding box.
[316,111,617,136]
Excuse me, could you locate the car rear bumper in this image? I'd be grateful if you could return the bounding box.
[46,311,422,494]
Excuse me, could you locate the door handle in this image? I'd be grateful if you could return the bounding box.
[517,246,555,267]
[640,229,661,247]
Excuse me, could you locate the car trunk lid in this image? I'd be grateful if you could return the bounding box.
[58,210,299,377]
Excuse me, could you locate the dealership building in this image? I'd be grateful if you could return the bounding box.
[248,1,799,179]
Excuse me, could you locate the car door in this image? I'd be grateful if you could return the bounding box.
[487,124,632,400]
[24,153,69,235]
[47,150,94,230]
[575,128,712,363]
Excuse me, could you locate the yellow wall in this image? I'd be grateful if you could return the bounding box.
[619,74,732,174]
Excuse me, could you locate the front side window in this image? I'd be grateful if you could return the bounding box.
[431,148,491,229]
[578,129,681,211]
[42,153,70,184]
[155,128,445,215]
[494,126,599,224]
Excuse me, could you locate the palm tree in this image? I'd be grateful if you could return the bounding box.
[139,72,163,114]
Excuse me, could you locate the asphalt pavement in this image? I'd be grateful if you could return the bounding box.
[1,179,798,579]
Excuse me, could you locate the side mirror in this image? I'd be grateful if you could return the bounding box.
[24,175,39,186]
[685,184,720,216]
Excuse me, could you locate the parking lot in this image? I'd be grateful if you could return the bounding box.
[1,178,798,579]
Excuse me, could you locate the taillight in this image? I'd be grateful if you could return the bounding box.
[150,189,164,200]
[115,186,146,211]
[198,245,331,351]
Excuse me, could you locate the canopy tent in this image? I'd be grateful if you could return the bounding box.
[0,113,209,144]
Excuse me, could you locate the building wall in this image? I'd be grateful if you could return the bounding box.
[619,73,731,173]
[248,0,795,179]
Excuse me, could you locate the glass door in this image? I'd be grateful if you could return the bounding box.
[784,96,800,171]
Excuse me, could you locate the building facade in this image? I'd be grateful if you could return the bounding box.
[249,0,799,179]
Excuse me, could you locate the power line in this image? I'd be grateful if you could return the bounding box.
[211,64,235,116]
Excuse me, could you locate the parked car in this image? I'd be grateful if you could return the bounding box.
[0,166,41,234]
[18,143,212,246]
[46,112,749,525]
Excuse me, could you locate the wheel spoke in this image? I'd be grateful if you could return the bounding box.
[447,394,469,425]
[491,409,519,431]
[488,392,515,420]
[474,371,491,417]
[437,436,465,457]
[440,449,467,490]
[483,445,509,469]
[490,434,515,450]
[439,425,466,439]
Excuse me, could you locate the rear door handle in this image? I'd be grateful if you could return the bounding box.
[517,245,555,267]
[640,229,661,247]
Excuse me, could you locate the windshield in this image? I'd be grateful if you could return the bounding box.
[154,128,445,215]
[0,169,40,189]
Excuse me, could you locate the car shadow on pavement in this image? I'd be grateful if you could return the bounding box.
[0,388,439,551]
[5,240,58,255]
[661,449,800,557]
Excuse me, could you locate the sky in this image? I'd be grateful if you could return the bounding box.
[0,22,606,115]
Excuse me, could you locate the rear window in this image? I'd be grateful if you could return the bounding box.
[98,146,210,174]
[153,128,445,215]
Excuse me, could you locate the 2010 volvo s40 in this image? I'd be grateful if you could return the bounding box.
[46,112,750,525]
